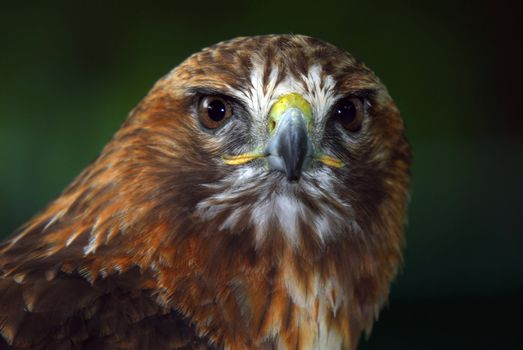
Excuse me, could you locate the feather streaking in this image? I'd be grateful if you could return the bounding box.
[0,34,411,350]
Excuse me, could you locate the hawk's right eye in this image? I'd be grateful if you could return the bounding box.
[198,96,232,129]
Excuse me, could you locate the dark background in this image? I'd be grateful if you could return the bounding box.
[1,1,522,348]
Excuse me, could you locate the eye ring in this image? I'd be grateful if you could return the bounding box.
[198,96,233,129]
[332,97,365,132]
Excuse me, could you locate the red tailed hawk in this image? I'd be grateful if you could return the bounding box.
[0,35,411,349]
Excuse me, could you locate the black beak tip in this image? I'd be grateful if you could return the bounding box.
[286,173,300,182]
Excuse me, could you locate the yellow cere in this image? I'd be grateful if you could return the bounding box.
[267,93,313,134]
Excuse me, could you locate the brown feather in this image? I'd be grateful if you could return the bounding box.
[0,35,411,349]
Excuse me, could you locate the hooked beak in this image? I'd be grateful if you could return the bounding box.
[265,107,312,181]
[221,93,344,177]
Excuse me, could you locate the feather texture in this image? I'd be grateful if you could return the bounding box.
[0,35,411,349]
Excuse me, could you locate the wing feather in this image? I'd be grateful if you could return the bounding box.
[0,267,213,349]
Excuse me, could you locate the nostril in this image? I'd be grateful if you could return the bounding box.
[268,119,276,133]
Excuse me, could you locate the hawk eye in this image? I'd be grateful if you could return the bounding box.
[198,96,232,129]
[333,97,364,132]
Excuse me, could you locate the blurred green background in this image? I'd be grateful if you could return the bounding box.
[1,0,521,348]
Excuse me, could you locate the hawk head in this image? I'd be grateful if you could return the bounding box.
[1,35,411,349]
[147,35,410,249]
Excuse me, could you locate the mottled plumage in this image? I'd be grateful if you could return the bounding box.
[0,35,411,349]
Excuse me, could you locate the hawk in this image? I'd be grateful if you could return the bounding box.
[0,35,411,349]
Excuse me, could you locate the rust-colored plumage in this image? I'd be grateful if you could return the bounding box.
[0,35,411,349]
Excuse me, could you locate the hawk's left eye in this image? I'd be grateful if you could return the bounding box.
[332,97,365,132]
[198,96,233,129]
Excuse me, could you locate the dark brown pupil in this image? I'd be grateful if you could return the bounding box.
[336,101,356,124]
[207,99,227,121]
